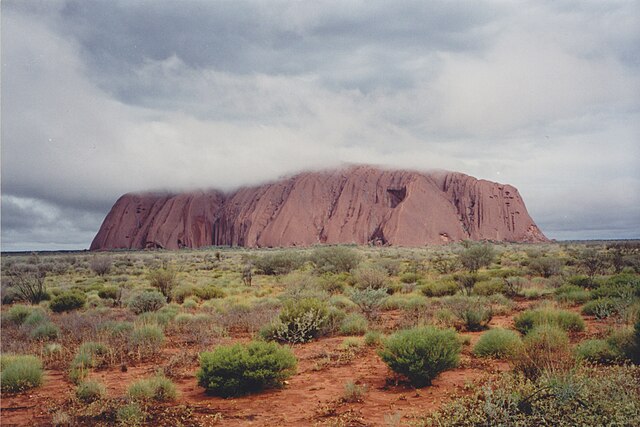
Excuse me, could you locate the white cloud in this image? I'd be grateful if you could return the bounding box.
[2,1,639,249]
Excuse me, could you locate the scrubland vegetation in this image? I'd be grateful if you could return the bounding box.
[1,241,639,425]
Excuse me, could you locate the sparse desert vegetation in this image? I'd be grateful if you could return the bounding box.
[1,241,639,425]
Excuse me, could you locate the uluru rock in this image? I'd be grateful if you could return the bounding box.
[90,165,548,250]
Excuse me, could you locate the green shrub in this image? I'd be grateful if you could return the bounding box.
[473,328,522,358]
[76,380,107,402]
[323,306,347,335]
[473,278,505,296]
[4,304,32,325]
[99,321,134,337]
[69,342,110,381]
[128,374,176,401]
[30,322,60,340]
[512,324,573,380]
[311,246,361,274]
[352,265,389,290]
[528,256,564,277]
[148,268,178,302]
[98,287,119,300]
[22,308,47,327]
[378,326,461,387]
[339,313,368,335]
[502,276,526,297]
[172,284,195,304]
[194,285,225,300]
[364,330,383,347]
[377,257,402,276]
[607,327,638,363]
[350,286,388,319]
[197,341,297,397]
[43,343,63,356]
[0,354,43,392]
[50,291,86,313]
[264,298,329,343]
[400,272,422,284]
[555,285,591,305]
[582,298,617,319]
[253,251,306,275]
[421,280,458,297]
[459,244,495,273]
[78,342,110,358]
[90,256,112,276]
[129,291,166,314]
[514,308,585,334]
[575,339,620,364]
[420,365,640,426]
[445,296,493,331]
[317,273,347,294]
[116,402,145,426]
[567,274,592,288]
[130,325,165,353]
[342,380,368,403]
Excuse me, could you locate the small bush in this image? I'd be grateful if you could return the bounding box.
[98,287,119,300]
[22,309,47,327]
[473,328,522,358]
[317,273,347,294]
[4,304,32,325]
[555,285,591,305]
[607,327,638,362]
[575,339,620,364]
[130,325,165,354]
[30,322,60,341]
[129,291,166,314]
[194,285,225,300]
[364,330,383,347]
[582,298,617,319]
[253,251,306,275]
[350,286,388,319]
[311,246,361,274]
[421,280,458,297]
[172,284,195,303]
[339,313,368,335]
[43,343,63,356]
[264,298,329,343]
[148,268,178,302]
[514,308,585,334]
[197,341,297,397]
[76,380,107,402]
[420,365,640,426]
[473,278,505,296]
[352,265,389,290]
[128,374,177,401]
[528,256,564,277]
[459,244,495,273]
[342,380,368,403]
[378,326,461,387]
[99,321,134,337]
[116,402,145,426]
[90,257,112,276]
[400,272,422,284]
[512,324,573,379]
[445,296,493,331]
[0,354,43,392]
[50,291,86,313]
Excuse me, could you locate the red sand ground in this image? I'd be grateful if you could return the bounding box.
[1,301,611,426]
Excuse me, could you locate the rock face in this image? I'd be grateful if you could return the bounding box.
[90,165,548,250]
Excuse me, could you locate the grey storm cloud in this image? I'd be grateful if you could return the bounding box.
[1,0,639,251]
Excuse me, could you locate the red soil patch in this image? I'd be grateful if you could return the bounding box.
[1,299,597,426]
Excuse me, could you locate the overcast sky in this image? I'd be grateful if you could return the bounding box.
[2,0,639,251]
